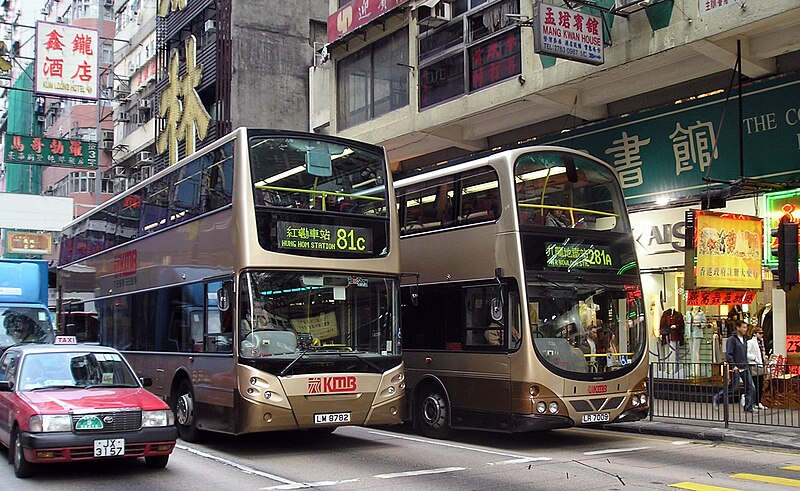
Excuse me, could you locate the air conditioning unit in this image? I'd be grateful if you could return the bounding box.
[37,115,46,122]
[140,165,153,179]
[102,130,114,141]
[613,0,648,13]
[418,1,451,28]
[138,99,151,109]
[138,151,152,162]
[115,112,130,122]
[100,140,113,151]
[114,166,126,177]
[204,20,216,33]
[115,87,131,100]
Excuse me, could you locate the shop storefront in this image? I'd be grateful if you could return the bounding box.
[630,193,799,381]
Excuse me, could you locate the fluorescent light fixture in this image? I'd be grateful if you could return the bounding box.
[331,148,353,160]
[517,167,566,182]
[257,165,304,185]
[655,195,671,206]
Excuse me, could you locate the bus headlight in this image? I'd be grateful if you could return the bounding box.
[548,402,558,414]
[536,401,547,414]
[264,391,272,400]
[632,396,640,407]
[639,394,647,406]
[142,410,174,427]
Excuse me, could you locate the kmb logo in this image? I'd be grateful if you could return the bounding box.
[308,376,357,394]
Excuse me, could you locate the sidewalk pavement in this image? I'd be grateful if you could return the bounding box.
[603,416,800,452]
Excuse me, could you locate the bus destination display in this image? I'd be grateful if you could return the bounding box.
[277,221,373,254]
[545,242,615,269]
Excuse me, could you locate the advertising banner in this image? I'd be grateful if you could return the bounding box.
[692,210,763,289]
[35,21,99,100]
[328,0,410,43]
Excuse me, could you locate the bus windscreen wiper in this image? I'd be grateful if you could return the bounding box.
[279,349,310,377]
[337,352,383,373]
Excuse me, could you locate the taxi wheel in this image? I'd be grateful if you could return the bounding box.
[11,427,34,478]
[174,380,203,443]
[415,386,451,440]
[145,454,170,469]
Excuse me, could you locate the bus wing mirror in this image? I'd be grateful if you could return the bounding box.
[402,272,420,307]
[217,281,233,312]
[565,156,578,183]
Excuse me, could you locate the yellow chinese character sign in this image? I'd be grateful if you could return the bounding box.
[692,210,762,289]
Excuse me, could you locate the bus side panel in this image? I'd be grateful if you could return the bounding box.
[124,352,237,434]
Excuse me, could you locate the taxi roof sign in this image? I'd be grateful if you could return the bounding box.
[55,336,77,344]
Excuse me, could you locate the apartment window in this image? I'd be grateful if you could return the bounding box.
[337,29,409,130]
[418,0,520,109]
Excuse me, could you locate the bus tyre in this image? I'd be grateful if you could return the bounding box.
[174,380,203,443]
[416,387,450,439]
[145,454,170,469]
[11,427,34,478]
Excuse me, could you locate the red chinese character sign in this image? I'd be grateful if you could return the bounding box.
[35,21,99,100]
[685,290,757,306]
[327,0,410,43]
[533,3,604,66]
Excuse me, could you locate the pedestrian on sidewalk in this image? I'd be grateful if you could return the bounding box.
[712,320,756,412]
[747,325,768,410]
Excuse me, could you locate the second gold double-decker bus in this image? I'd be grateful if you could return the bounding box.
[57,128,404,441]
[395,145,648,438]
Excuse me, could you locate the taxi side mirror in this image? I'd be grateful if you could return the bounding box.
[139,377,153,388]
[0,380,13,392]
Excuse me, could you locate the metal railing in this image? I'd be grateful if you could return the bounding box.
[648,362,800,428]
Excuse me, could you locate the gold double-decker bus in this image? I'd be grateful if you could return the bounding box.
[395,145,648,438]
[57,128,404,441]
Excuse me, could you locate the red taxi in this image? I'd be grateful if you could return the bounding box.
[0,337,177,478]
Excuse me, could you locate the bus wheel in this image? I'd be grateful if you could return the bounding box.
[174,380,203,442]
[416,387,450,439]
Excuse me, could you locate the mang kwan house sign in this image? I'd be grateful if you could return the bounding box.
[686,210,763,290]
[533,3,604,65]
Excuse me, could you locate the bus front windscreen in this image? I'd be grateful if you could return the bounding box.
[238,272,399,360]
[526,281,646,379]
[249,136,388,216]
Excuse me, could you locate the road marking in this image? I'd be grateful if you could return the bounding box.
[375,467,465,479]
[583,446,650,456]
[487,457,552,466]
[367,429,551,461]
[783,466,800,472]
[671,441,693,446]
[261,479,359,490]
[177,444,299,486]
[731,472,800,487]
[669,483,740,491]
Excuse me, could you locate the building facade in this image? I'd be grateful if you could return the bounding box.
[319,0,800,366]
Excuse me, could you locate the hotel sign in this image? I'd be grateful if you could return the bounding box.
[35,21,99,100]
[533,3,604,65]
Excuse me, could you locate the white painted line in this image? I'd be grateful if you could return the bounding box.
[367,429,551,462]
[375,467,466,479]
[671,441,693,446]
[488,457,552,466]
[261,479,359,490]
[177,444,299,485]
[583,446,650,456]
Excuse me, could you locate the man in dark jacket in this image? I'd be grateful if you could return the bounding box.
[712,320,756,412]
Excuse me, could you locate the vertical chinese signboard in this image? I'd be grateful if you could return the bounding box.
[764,189,800,266]
[3,134,98,168]
[35,21,99,100]
[686,210,763,290]
[533,3,604,65]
